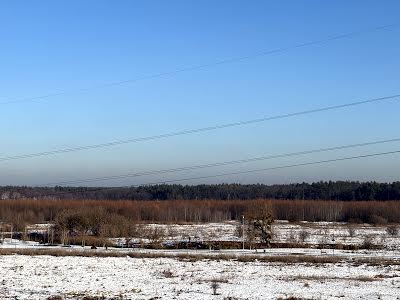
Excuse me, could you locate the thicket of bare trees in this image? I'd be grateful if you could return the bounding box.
[53,207,138,245]
[1,199,400,232]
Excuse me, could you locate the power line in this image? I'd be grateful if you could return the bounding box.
[135,150,400,185]
[27,149,400,198]
[41,137,400,186]
[1,93,399,163]
[0,23,396,106]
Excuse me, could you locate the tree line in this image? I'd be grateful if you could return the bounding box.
[1,199,400,233]
[1,181,400,201]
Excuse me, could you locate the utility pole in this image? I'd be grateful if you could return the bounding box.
[242,215,245,251]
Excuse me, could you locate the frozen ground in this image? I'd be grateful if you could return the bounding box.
[1,221,400,299]
[1,253,400,300]
[5,220,399,249]
[112,220,400,249]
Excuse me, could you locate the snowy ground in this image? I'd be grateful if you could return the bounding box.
[1,253,400,300]
[5,220,399,249]
[1,221,400,299]
[112,220,400,249]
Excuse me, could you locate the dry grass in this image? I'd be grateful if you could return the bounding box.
[288,275,382,282]
[161,269,175,278]
[197,277,229,284]
[46,296,64,300]
[1,247,398,266]
[277,297,312,300]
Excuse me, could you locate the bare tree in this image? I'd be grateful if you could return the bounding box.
[245,203,274,246]
[299,229,310,243]
[347,225,356,238]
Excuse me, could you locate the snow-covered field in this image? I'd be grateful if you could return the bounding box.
[4,220,399,249]
[114,220,400,249]
[1,253,400,300]
[1,221,400,299]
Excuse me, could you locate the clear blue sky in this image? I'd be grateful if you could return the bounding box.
[1,1,399,186]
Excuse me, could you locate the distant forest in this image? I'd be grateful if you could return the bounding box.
[1,181,400,201]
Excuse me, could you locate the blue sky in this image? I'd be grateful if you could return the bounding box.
[1,1,399,186]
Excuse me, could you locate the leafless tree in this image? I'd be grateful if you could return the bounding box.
[245,203,274,246]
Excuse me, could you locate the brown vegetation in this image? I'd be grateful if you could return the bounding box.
[244,203,274,246]
[1,199,400,231]
[1,247,399,266]
[1,199,399,245]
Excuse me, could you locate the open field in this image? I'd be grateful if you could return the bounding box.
[3,1,400,299]
[3,220,400,249]
[1,221,400,299]
[111,220,400,249]
[1,251,400,300]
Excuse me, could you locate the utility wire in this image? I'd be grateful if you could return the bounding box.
[1,94,399,163]
[26,149,400,198]
[0,23,396,106]
[41,137,400,186]
[135,150,400,186]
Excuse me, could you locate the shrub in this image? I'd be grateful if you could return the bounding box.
[347,218,363,224]
[210,280,220,295]
[288,229,297,243]
[360,236,375,249]
[47,296,64,300]
[82,297,105,300]
[298,230,310,243]
[347,226,356,237]
[386,225,399,237]
[234,222,243,238]
[369,215,388,225]
[161,269,174,278]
